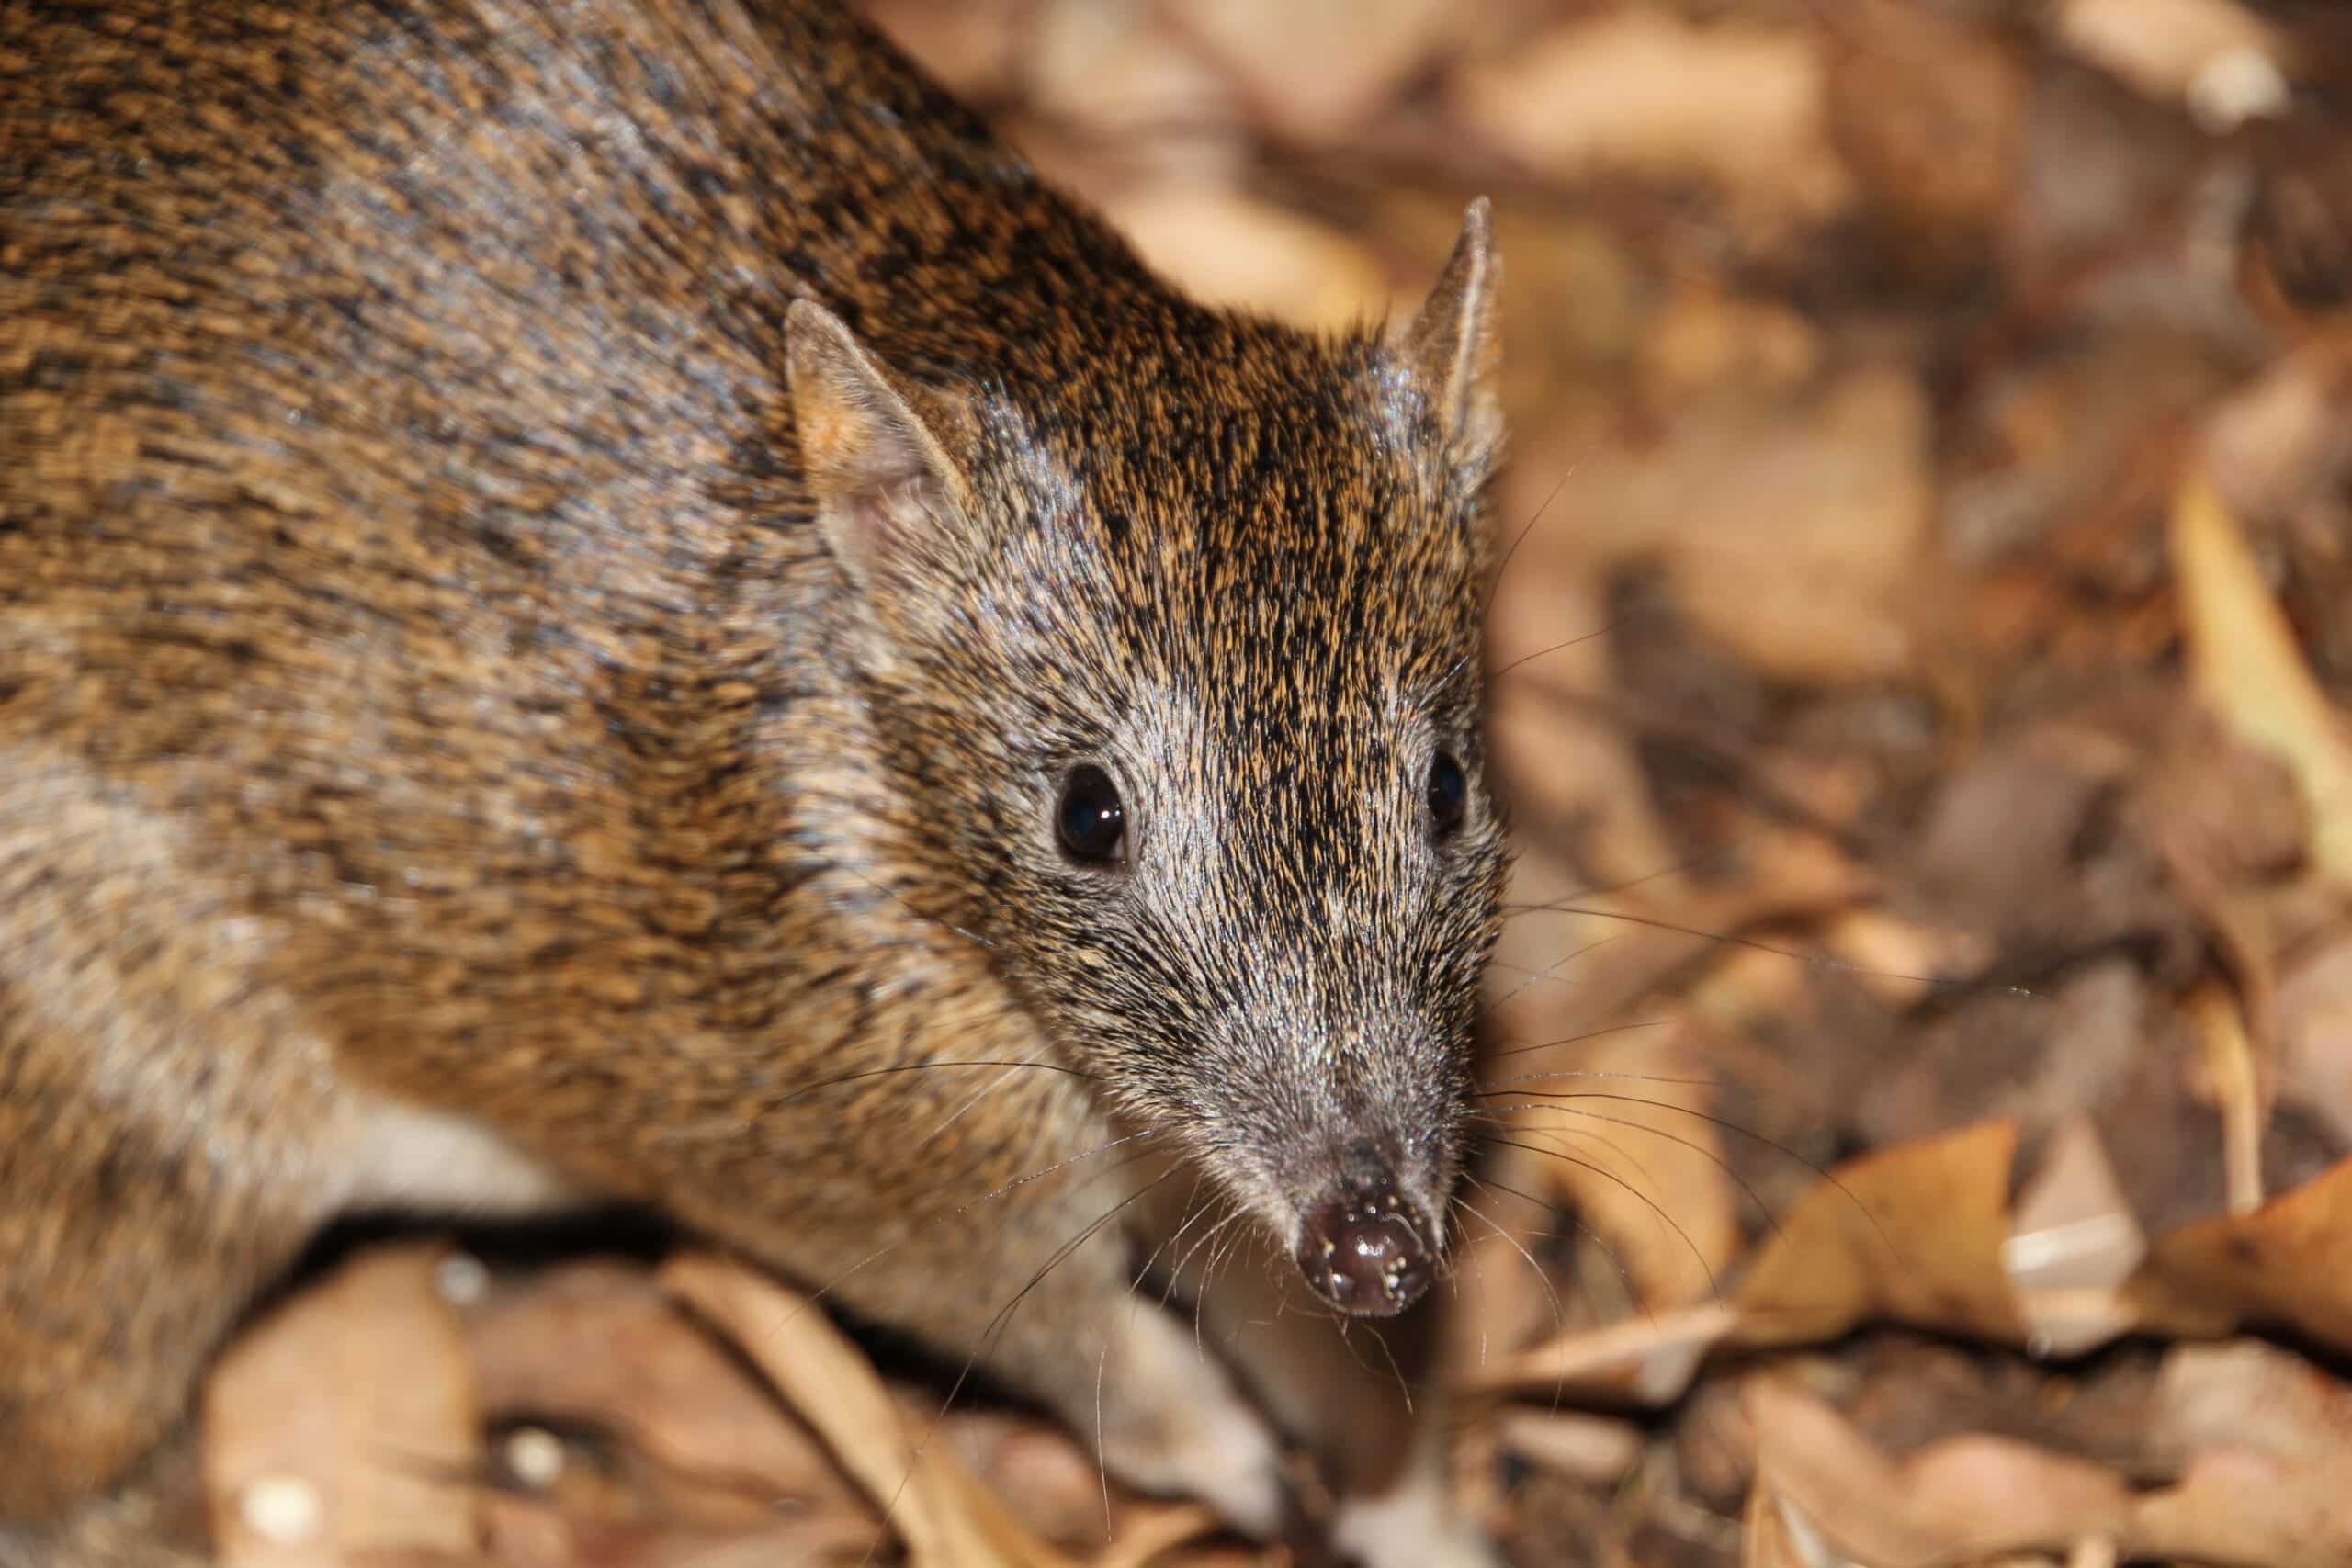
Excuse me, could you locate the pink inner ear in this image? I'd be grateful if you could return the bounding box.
[840,479,926,581]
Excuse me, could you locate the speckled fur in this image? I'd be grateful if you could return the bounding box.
[0,0,1507,1554]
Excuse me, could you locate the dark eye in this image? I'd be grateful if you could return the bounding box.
[1426,750,1467,838]
[1056,764,1126,863]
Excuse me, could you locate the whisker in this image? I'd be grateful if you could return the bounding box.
[1498,902,2039,999]
[1491,934,1625,1002]
[1133,1174,1216,1314]
[860,1165,1184,1566]
[1470,1090,1779,1230]
[1487,618,1624,682]
[1482,468,1573,615]
[1170,1208,1254,1362]
[1502,840,1749,914]
[1468,1172,1666,1336]
[798,1126,1166,1317]
[1469,1086,1885,1250]
[817,855,999,951]
[1476,1114,1670,1215]
[1483,1018,1679,1064]
[1471,1139,1724,1303]
[1363,1314,1415,1415]
[917,1055,1045,1148]
[1451,1187,1577,1412]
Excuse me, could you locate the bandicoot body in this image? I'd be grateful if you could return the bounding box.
[0,2,1508,1562]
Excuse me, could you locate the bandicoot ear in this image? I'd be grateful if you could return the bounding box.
[1394,197,1502,464]
[786,299,974,593]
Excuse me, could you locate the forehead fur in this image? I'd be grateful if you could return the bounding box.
[957,301,1482,702]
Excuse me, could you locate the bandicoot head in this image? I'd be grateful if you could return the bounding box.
[792,205,1509,1317]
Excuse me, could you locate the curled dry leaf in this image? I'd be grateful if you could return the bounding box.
[2172,471,2352,892]
[1732,1120,2027,1348]
[660,1252,1080,1568]
[203,1247,481,1566]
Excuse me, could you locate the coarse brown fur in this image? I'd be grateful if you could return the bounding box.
[0,0,1508,1559]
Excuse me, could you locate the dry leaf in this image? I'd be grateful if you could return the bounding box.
[2150,1337,2352,1469]
[1453,11,1852,231]
[1461,1301,1734,1404]
[2186,979,2267,1213]
[1097,186,1391,332]
[2278,932,2352,1146]
[2126,1156,2352,1350]
[1489,1019,1739,1311]
[203,1247,481,1565]
[1169,0,1448,147]
[2132,1447,2352,1568]
[2173,471,2352,891]
[1493,1410,1643,1487]
[2054,0,2283,115]
[1741,1481,1817,1568]
[460,1262,870,1523]
[1745,1377,2133,1568]
[1733,1121,2027,1348]
[660,1253,1080,1568]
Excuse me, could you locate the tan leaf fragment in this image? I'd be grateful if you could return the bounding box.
[2187,979,2267,1214]
[1460,1300,1734,1404]
[2004,1116,2146,1358]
